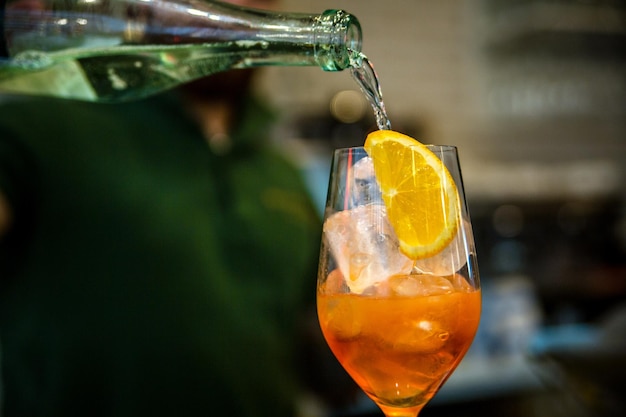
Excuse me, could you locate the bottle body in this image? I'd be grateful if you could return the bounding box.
[0,0,361,102]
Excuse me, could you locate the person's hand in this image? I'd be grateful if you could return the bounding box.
[0,191,11,238]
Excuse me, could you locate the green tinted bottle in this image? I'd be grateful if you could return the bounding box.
[0,0,361,102]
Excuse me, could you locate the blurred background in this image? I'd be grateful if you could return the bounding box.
[255,0,626,416]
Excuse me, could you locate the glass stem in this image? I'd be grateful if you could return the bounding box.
[380,404,425,417]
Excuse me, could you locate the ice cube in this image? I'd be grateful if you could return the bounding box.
[321,269,349,294]
[383,313,451,354]
[323,204,413,294]
[406,351,456,380]
[450,273,474,292]
[388,274,454,297]
[324,299,362,340]
[412,219,473,276]
[350,157,382,207]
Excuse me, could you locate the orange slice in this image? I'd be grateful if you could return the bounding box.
[363,130,460,260]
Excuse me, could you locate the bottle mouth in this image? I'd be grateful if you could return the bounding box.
[343,13,362,55]
[315,9,362,71]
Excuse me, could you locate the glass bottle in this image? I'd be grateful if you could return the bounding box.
[0,0,361,102]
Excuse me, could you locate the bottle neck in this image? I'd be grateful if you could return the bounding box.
[1,0,361,71]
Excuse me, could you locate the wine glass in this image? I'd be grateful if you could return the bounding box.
[317,145,481,417]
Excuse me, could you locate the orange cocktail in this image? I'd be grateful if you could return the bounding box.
[318,273,480,411]
[318,134,481,417]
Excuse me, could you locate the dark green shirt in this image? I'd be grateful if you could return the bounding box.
[0,93,321,416]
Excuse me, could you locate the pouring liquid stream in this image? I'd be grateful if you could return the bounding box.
[350,52,392,131]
